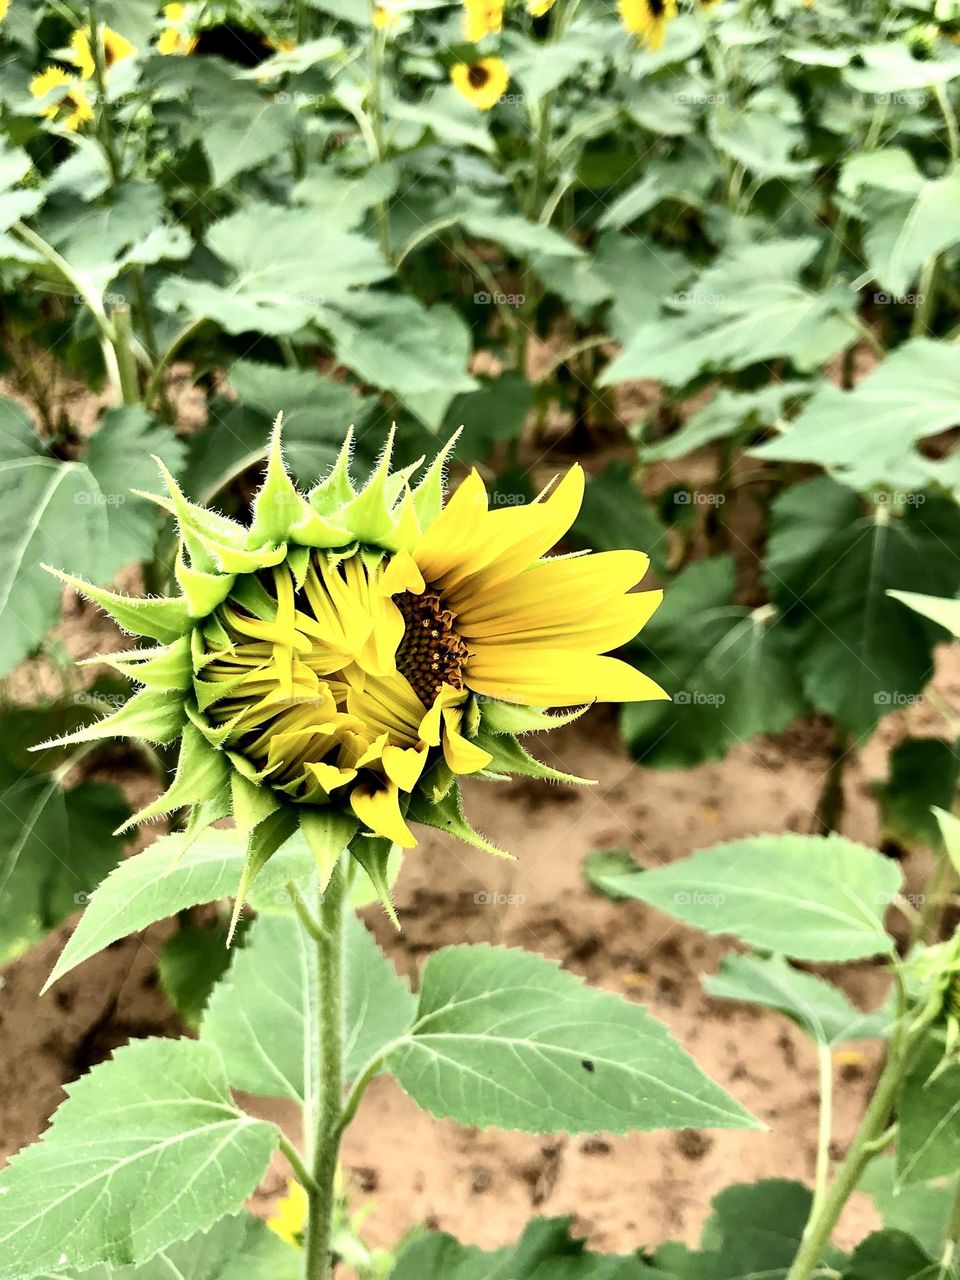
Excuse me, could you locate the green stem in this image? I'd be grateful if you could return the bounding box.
[811,1042,834,1217]
[143,315,207,411]
[111,303,141,405]
[786,1005,938,1280]
[278,1134,318,1194]
[302,859,348,1280]
[935,82,960,166]
[87,1,122,187]
[911,255,940,339]
[939,1174,960,1279]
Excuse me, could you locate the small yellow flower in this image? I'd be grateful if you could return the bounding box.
[618,0,677,50]
[527,0,557,15]
[0,1,10,22]
[267,1180,308,1248]
[69,25,136,80]
[451,56,509,110]
[463,0,503,40]
[372,1,400,29]
[30,66,94,131]
[158,3,197,54]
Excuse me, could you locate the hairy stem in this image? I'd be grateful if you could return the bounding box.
[302,858,348,1280]
[811,1042,834,1217]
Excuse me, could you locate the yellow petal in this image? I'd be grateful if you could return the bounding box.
[380,547,425,597]
[351,780,417,848]
[465,648,669,706]
[462,590,663,652]
[382,742,428,790]
[442,708,493,775]
[419,683,466,747]
[455,549,651,632]
[305,761,357,792]
[412,469,488,584]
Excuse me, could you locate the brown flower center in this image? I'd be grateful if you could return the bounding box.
[468,63,490,89]
[394,590,470,706]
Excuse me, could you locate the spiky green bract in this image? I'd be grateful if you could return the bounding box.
[36,422,591,930]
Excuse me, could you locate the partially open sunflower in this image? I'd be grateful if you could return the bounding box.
[42,425,665,922]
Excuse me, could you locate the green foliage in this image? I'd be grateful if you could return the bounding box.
[385,944,758,1134]
[598,834,901,961]
[873,738,960,848]
[0,1039,279,1277]
[897,1038,960,1185]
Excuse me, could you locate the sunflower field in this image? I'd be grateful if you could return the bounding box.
[2,0,960,1276]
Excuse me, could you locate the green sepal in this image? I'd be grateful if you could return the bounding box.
[247,413,303,548]
[82,636,192,691]
[479,701,588,735]
[476,731,595,786]
[410,429,460,528]
[307,427,355,514]
[351,835,400,928]
[339,426,399,546]
[33,686,186,749]
[201,613,233,650]
[287,545,311,589]
[228,806,299,943]
[175,544,235,617]
[118,720,230,832]
[300,807,357,891]
[407,785,512,859]
[288,505,353,549]
[44,568,190,643]
[421,758,456,804]
[181,787,233,850]
[193,670,246,714]
[230,764,280,833]
[185,700,236,749]
[227,574,278,622]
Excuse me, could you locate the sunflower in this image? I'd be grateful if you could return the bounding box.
[463,0,503,40]
[451,56,510,110]
[527,0,558,15]
[69,24,136,80]
[618,0,677,50]
[268,1180,308,1248]
[41,426,664,921]
[29,66,93,131]
[157,3,197,54]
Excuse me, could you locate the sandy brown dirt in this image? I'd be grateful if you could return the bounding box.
[3,651,956,1262]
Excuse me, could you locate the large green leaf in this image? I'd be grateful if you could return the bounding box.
[858,165,960,297]
[598,834,900,961]
[859,1158,953,1257]
[765,478,960,737]
[184,362,374,501]
[393,1216,663,1279]
[841,1231,936,1280]
[0,401,184,674]
[385,944,757,1134]
[43,829,314,992]
[638,382,811,464]
[873,737,960,849]
[56,1213,300,1280]
[317,294,476,427]
[599,239,856,388]
[753,341,960,491]
[0,1038,278,1277]
[704,953,891,1045]
[38,182,190,292]
[157,203,389,336]
[622,557,806,768]
[0,744,129,965]
[201,911,416,1100]
[897,1038,960,1185]
[83,408,188,580]
[592,233,691,343]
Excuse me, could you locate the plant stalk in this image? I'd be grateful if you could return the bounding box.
[302,858,349,1280]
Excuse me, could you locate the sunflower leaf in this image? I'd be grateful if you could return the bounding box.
[385,944,759,1134]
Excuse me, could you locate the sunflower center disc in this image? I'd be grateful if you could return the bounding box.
[394,590,470,706]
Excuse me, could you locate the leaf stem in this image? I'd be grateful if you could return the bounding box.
[278,1133,318,1194]
[938,1173,960,1279]
[811,1042,834,1217]
[143,315,207,411]
[302,857,348,1280]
